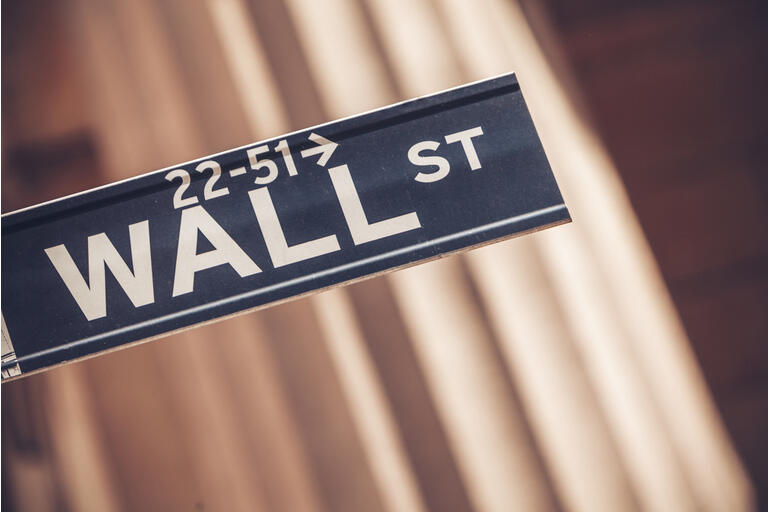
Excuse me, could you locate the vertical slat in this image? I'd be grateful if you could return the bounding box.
[68,2,272,510]
[432,1,640,510]
[485,1,699,510]
[84,345,200,511]
[69,0,156,175]
[283,0,559,508]
[42,366,122,512]
[154,0,253,151]
[206,2,419,509]
[108,0,203,164]
[481,0,752,509]
[313,290,428,512]
[213,318,326,512]
[158,4,326,510]
[282,0,394,116]
[360,1,559,509]
[243,0,327,128]
[391,260,558,512]
[358,0,462,95]
[205,0,289,136]
[2,379,62,512]
[150,329,270,512]
[540,226,697,510]
[64,2,204,510]
[1,3,127,510]
[467,242,639,512]
[258,300,388,512]
[347,278,476,512]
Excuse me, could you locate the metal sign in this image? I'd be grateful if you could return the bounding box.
[1,73,569,380]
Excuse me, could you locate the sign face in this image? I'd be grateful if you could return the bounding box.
[1,73,569,380]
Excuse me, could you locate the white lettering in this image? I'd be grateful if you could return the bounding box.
[329,164,421,245]
[249,188,340,267]
[445,126,484,170]
[45,221,154,321]
[172,206,261,297]
[408,140,451,183]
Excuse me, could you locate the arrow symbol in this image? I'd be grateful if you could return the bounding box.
[300,133,338,167]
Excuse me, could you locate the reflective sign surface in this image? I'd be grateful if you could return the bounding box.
[1,73,569,379]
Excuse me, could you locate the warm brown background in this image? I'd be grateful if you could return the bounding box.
[2,0,766,511]
[532,0,768,499]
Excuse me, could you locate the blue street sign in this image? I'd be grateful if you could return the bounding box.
[1,73,569,380]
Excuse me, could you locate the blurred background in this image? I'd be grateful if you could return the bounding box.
[2,0,766,510]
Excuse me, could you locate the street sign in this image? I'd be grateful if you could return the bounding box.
[1,73,569,380]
